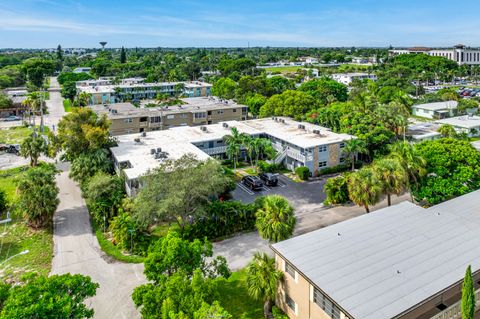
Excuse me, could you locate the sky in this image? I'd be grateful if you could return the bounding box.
[1,0,480,48]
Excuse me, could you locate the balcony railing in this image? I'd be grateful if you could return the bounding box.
[203,146,227,155]
[430,288,480,319]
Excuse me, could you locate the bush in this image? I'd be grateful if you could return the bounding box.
[109,211,149,256]
[180,200,257,241]
[258,160,282,173]
[318,164,349,176]
[0,190,6,214]
[324,175,350,205]
[272,306,289,319]
[295,166,310,180]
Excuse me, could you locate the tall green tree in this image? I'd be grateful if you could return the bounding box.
[462,265,475,319]
[324,174,349,205]
[246,252,284,319]
[120,46,127,64]
[17,165,59,228]
[373,158,407,206]
[0,274,98,319]
[343,138,367,171]
[22,58,55,88]
[255,195,296,243]
[347,167,381,213]
[437,124,457,138]
[389,141,426,189]
[223,127,247,172]
[69,149,112,186]
[20,133,49,167]
[133,155,231,229]
[56,107,111,161]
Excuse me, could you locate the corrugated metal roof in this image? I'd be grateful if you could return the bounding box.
[272,190,480,319]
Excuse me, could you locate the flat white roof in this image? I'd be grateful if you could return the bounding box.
[412,100,458,111]
[436,115,480,129]
[111,117,354,180]
[272,190,480,319]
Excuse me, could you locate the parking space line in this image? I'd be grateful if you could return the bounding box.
[262,185,271,192]
[236,182,255,195]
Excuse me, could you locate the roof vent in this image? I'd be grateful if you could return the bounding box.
[298,124,306,130]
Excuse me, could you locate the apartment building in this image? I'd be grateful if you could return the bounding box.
[76,78,212,105]
[90,97,248,136]
[110,117,354,196]
[271,189,480,319]
[389,44,480,65]
[331,73,377,86]
[411,100,458,119]
[436,115,480,137]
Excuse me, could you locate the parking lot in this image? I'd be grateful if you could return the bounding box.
[232,174,327,209]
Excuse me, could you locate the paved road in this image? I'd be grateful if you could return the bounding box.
[51,168,145,319]
[44,77,65,130]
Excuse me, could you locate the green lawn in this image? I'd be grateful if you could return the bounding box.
[218,269,263,319]
[0,126,50,144]
[264,66,302,74]
[0,166,53,282]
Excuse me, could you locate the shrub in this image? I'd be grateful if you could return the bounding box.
[272,306,289,319]
[295,166,310,180]
[0,190,6,214]
[318,164,350,176]
[258,160,282,173]
[180,200,257,241]
[109,211,149,255]
[324,175,350,205]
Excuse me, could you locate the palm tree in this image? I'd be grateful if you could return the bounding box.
[389,142,426,188]
[223,127,246,172]
[343,138,368,171]
[347,167,381,213]
[246,252,284,319]
[255,195,296,243]
[373,158,407,206]
[22,92,42,126]
[20,133,49,167]
[250,137,275,172]
[242,135,255,167]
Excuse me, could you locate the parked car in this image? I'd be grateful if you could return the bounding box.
[259,172,278,186]
[4,116,21,122]
[241,175,264,191]
[6,144,20,155]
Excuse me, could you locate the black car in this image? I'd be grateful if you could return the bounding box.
[259,173,278,186]
[241,175,264,191]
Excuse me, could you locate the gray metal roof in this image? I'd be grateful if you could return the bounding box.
[272,190,480,319]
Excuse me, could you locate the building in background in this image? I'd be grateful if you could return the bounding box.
[73,67,92,74]
[90,97,248,135]
[331,73,377,86]
[436,115,480,137]
[411,101,458,119]
[76,78,212,105]
[110,117,354,196]
[389,44,480,65]
[271,189,480,319]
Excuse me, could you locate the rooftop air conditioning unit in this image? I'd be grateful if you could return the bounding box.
[156,147,162,153]
[313,129,321,135]
[150,148,156,155]
[141,132,146,137]
[223,123,229,128]
[298,124,305,130]
[200,126,208,132]
[134,138,141,143]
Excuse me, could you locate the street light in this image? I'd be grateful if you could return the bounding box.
[0,250,29,266]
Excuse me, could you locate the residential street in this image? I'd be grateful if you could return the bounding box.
[51,165,145,319]
[44,76,65,129]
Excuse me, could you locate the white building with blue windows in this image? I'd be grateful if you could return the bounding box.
[110,117,355,196]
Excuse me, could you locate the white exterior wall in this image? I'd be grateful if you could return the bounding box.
[412,107,435,119]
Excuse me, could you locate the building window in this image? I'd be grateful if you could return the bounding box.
[150,116,162,123]
[140,117,148,122]
[339,142,345,148]
[285,294,296,312]
[217,110,224,114]
[233,108,237,112]
[319,145,327,152]
[124,118,133,123]
[319,161,327,168]
[194,112,206,119]
[167,115,175,119]
[285,262,296,279]
[313,288,341,319]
